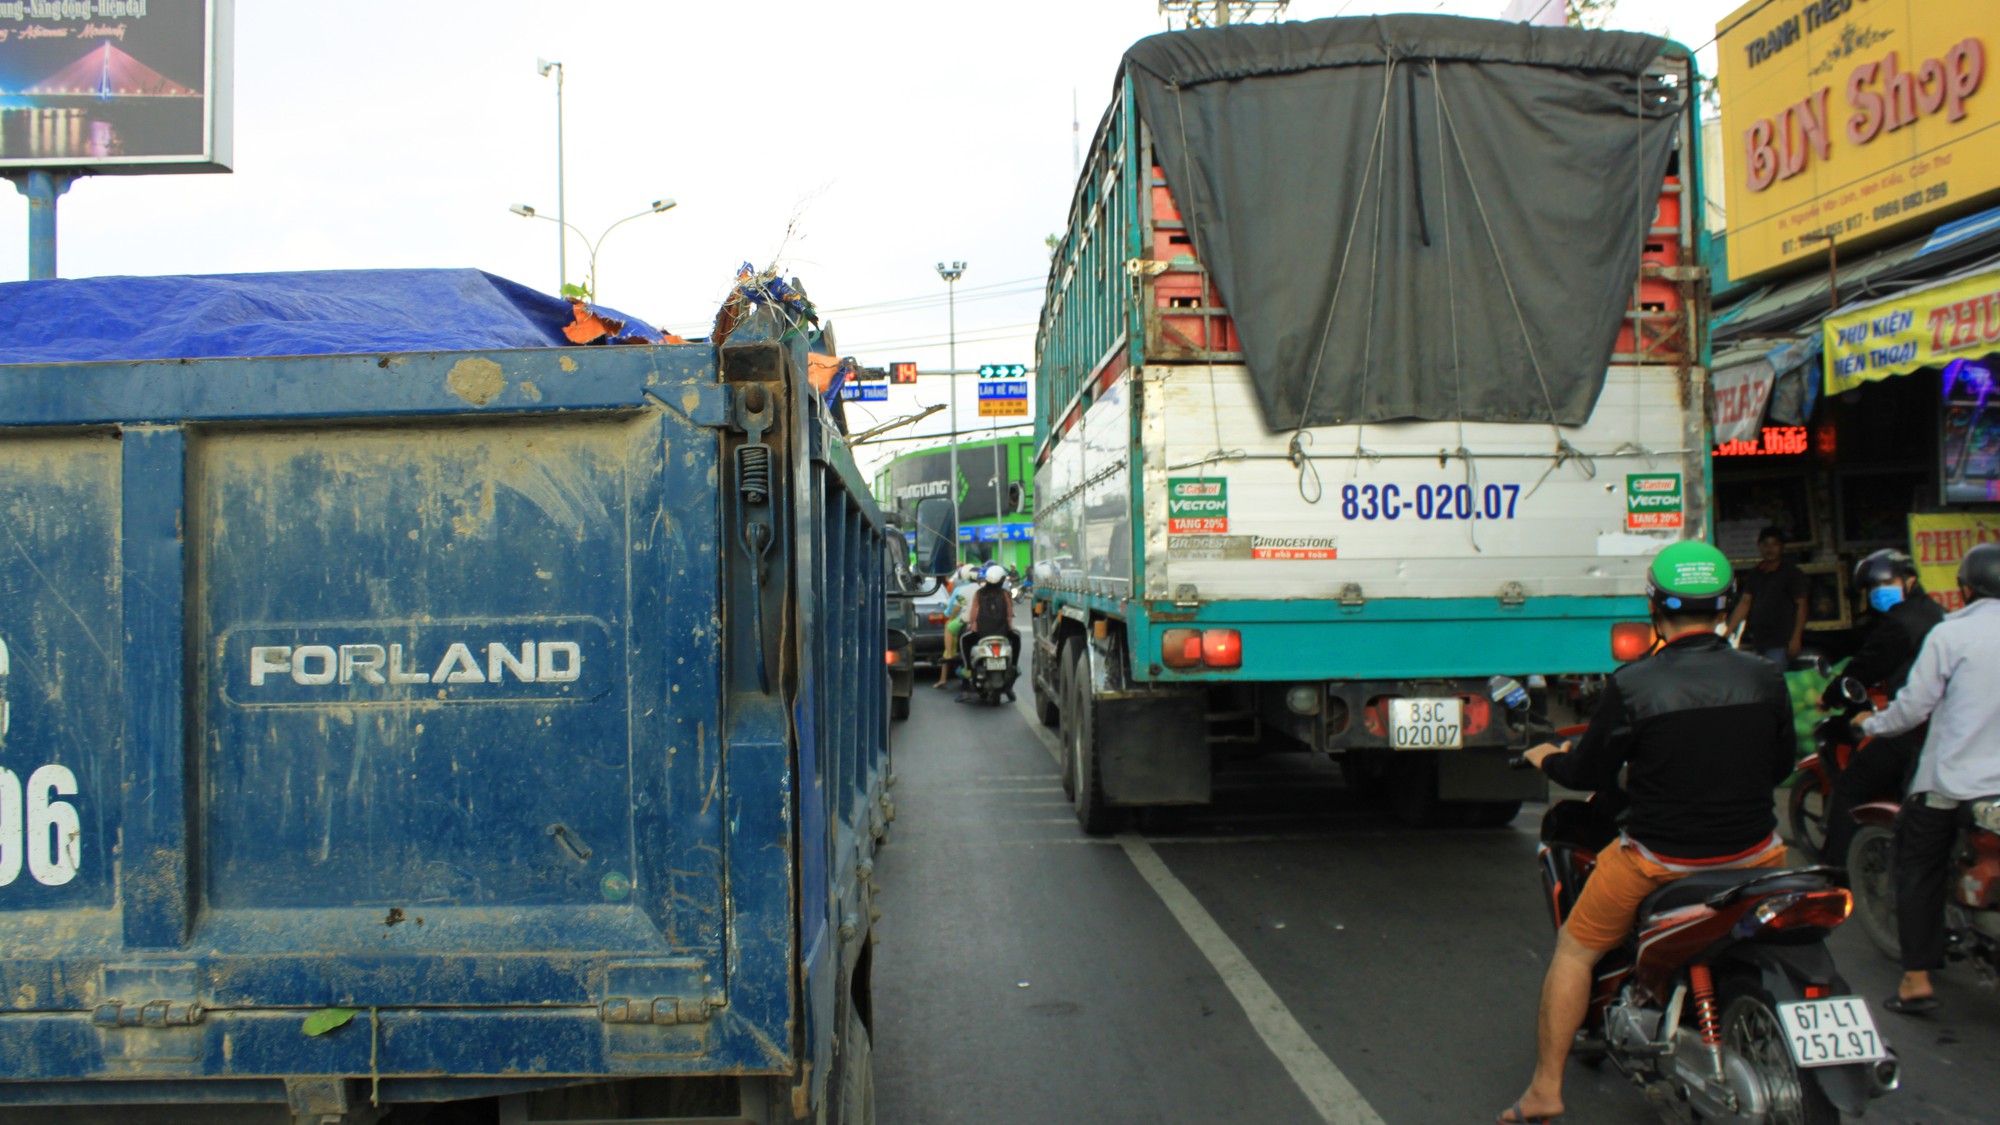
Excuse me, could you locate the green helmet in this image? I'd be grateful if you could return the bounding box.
[1646,541,1735,614]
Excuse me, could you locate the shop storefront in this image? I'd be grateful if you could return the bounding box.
[1708,0,2000,647]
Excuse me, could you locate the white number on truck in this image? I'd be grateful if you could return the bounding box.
[0,764,81,888]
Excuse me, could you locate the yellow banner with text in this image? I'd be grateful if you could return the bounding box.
[1910,511,2000,611]
[1823,266,2000,393]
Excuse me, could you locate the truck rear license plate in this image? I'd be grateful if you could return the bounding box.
[1778,998,1887,1068]
[1389,698,1462,749]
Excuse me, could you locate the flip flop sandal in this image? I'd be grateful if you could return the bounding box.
[1882,993,1939,1014]
[1496,1103,1561,1125]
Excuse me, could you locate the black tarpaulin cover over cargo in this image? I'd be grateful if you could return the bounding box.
[1123,15,1683,429]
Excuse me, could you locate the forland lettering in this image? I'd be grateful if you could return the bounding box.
[249,641,581,687]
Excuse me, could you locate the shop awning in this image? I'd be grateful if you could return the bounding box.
[1711,335,1822,444]
[1823,263,2000,395]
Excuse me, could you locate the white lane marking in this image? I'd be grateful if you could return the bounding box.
[1023,700,1385,1123]
[1119,832,1389,1125]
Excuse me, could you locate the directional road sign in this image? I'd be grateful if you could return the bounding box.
[977,377,1028,418]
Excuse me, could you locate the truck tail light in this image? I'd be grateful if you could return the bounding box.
[927,612,946,625]
[1201,629,1241,669]
[885,650,900,666]
[1611,623,1654,662]
[1162,628,1241,669]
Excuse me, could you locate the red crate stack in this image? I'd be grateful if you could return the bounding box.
[1614,176,1687,361]
[1150,166,1242,355]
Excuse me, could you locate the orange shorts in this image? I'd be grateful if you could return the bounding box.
[1565,838,1789,951]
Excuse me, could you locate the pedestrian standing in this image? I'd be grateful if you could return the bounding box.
[1727,525,1808,667]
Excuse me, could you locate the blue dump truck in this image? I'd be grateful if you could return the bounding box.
[1032,16,1712,830]
[0,270,895,1124]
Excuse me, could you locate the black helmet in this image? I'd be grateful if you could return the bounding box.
[1853,548,1917,589]
[1960,542,2000,602]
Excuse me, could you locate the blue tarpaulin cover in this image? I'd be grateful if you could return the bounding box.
[0,269,662,365]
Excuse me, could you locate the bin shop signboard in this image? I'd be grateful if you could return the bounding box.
[0,0,232,173]
[1716,0,1994,282]
[1910,511,2000,610]
[1822,265,2000,394]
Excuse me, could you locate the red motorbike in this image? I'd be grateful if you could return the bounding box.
[1845,795,2000,985]
[1535,777,1901,1121]
[1787,676,1878,859]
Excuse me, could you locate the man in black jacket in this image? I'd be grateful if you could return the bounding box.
[1821,549,1947,869]
[1500,542,1795,1125]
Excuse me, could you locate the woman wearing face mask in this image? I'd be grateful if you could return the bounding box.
[1819,549,1947,870]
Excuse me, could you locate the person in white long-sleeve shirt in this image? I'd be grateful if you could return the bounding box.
[1854,542,2000,1014]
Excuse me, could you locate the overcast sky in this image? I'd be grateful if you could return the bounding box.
[0,0,1741,475]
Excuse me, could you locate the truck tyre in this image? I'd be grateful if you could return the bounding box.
[1065,644,1119,836]
[1388,753,1452,828]
[890,694,910,722]
[835,1000,876,1125]
[1462,800,1523,828]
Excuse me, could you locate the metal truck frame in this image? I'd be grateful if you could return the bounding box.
[1031,46,1712,831]
[0,312,890,1124]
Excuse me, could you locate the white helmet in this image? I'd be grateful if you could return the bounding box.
[982,564,1007,585]
[956,564,980,584]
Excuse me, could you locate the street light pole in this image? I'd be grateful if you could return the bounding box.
[510,199,676,302]
[937,261,967,560]
[537,58,566,292]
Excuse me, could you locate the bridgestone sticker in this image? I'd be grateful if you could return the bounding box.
[1167,477,1228,534]
[1626,474,1684,531]
[1169,534,1250,560]
[1168,534,1337,561]
[1250,536,1337,560]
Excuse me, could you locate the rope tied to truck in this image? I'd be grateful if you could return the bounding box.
[1122,13,1686,445]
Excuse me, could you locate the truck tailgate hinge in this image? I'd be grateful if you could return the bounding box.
[92,1000,205,1028]
[598,996,718,1025]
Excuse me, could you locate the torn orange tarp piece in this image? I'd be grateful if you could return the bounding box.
[807,352,843,393]
[562,300,626,345]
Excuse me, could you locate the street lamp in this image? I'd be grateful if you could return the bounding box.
[936,261,967,556]
[536,57,566,292]
[510,199,677,301]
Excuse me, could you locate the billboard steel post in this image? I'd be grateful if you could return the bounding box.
[11,172,73,280]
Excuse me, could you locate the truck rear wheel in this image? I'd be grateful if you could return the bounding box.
[834,1000,875,1125]
[1065,645,1119,836]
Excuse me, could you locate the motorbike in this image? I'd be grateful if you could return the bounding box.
[963,633,1016,705]
[1533,767,1900,1122]
[1788,675,1879,859]
[1845,793,2000,987]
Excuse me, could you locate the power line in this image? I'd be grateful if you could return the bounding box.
[839,322,1038,350]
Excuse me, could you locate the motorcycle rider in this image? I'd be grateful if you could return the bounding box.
[956,563,1020,703]
[1852,541,2000,1014]
[1819,549,1946,869]
[934,564,980,689]
[1500,542,1795,1125]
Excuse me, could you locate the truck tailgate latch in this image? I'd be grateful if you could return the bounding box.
[1498,582,1528,608]
[1338,583,1365,609]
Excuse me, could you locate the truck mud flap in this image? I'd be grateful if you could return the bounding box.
[1097,691,1210,806]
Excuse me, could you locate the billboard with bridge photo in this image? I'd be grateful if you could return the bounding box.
[0,0,231,172]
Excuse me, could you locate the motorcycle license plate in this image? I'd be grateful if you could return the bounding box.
[1777,998,1887,1068]
[984,657,1008,669]
[1389,698,1462,749]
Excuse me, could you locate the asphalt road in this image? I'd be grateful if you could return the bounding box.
[872,680,2000,1125]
